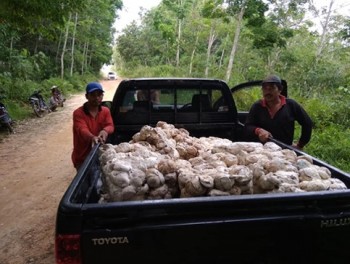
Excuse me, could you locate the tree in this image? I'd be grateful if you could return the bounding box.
[163,0,194,67]
[201,0,228,77]
[224,0,268,82]
[61,13,71,79]
[0,0,86,37]
[339,18,350,46]
[0,0,122,79]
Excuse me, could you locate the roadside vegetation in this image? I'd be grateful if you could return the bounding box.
[0,0,123,120]
[114,0,350,172]
[0,0,349,172]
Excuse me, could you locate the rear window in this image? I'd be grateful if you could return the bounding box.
[113,80,236,126]
[119,87,228,113]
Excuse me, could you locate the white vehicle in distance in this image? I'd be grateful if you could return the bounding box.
[107,71,117,80]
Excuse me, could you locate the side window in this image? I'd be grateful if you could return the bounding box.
[176,89,197,110]
[134,88,175,111]
[212,89,229,112]
[176,89,217,112]
[232,85,261,111]
[119,90,136,112]
[136,90,161,104]
[154,89,174,111]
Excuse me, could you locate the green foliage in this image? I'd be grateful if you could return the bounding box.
[299,88,350,130]
[0,0,87,35]
[202,0,228,20]
[302,98,334,129]
[242,0,268,27]
[0,0,122,123]
[1,100,29,121]
[287,91,350,173]
[120,65,186,78]
[7,50,54,81]
[163,0,194,20]
[306,125,350,173]
[339,18,350,44]
[251,20,293,50]
[0,71,99,122]
[233,86,261,111]
[0,0,122,82]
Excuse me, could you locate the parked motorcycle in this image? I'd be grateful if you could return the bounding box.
[49,86,65,111]
[0,98,14,134]
[28,90,50,117]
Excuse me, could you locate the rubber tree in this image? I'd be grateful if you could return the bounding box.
[201,0,228,77]
[224,0,267,82]
[163,0,194,67]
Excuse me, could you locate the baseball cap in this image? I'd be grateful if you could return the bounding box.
[262,74,281,84]
[86,82,104,94]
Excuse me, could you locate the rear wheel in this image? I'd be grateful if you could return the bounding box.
[32,101,44,117]
[6,123,14,134]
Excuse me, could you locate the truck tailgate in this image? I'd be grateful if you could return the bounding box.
[80,192,350,264]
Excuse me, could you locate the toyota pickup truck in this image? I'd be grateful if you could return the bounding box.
[55,78,350,264]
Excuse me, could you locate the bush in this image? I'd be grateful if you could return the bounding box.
[307,125,350,173]
[0,73,100,122]
[3,100,29,120]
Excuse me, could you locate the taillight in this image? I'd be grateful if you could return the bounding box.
[55,234,81,264]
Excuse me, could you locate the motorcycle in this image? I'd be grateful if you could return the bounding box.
[49,86,66,112]
[28,90,51,117]
[0,98,14,134]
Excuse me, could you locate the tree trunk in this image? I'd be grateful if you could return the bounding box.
[61,13,71,79]
[225,3,245,82]
[219,49,225,69]
[205,25,216,77]
[9,36,13,70]
[86,42,90,71]
[189,34,199,75]
[81,41,89,75]
[56,32,62,63]
[81,42,85,75]
[176,18,182,67]
[316,0,334,61]
[70,12,78,76]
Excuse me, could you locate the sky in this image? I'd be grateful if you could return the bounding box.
[311,0,350,17]
[114,0,162,36]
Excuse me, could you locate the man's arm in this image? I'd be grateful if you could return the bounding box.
[101,107,114,134]
[245,102,268,142]
[293,101,313,147]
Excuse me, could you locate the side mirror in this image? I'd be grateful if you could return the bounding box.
[101,101,112,109]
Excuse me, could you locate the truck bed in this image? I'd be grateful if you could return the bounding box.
[56,144,350,264]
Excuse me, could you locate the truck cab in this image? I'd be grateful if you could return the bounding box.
[109,78,241,143]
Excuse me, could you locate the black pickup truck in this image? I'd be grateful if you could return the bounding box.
[56,78,350,264]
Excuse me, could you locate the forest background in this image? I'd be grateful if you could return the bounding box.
[0,0,349,172]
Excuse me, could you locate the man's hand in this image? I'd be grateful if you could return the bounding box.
[91,130,108,147]
[91,136,100,147]
[98,130,108,144]
[292,142,304,151]
[256,128,272,143]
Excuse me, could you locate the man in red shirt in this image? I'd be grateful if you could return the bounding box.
[71,82,114,170]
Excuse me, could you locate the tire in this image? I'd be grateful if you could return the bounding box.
[7,123,14,134]
[32,101,44,117]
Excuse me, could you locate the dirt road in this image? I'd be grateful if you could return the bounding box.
[0,80,120,264]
